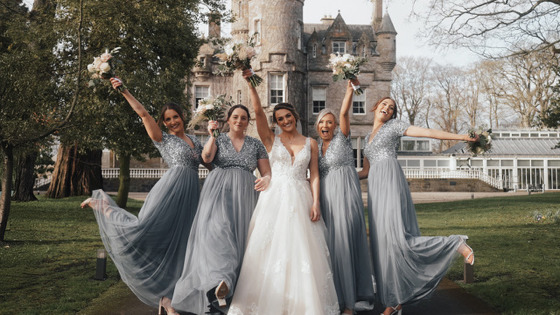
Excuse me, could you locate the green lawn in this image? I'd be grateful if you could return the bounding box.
[0,192,559,314]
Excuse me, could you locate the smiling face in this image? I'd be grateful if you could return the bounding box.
[163,109,184,133]
[317,113,337,141]
[227,107,249,133]
[373,98,396,122]
[274,109,297,132]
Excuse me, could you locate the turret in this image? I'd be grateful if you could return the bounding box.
[375,13,397,72]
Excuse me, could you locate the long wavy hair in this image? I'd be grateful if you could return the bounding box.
[371,97,398,119]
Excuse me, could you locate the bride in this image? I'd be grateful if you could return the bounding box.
[228,70,339,314]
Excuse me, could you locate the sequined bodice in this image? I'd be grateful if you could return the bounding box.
[212,134,268,172]
[318,129,354,177]
[363,119,410,163]
[269,136,310,181]
[153,132,202,170]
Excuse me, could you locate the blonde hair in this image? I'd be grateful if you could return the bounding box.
[314,108,338,132]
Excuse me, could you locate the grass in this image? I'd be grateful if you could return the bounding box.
[0,192,559,314]
[0,195,143,314]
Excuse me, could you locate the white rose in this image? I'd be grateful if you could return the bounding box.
[87,64,96,73]
[93,57,102,68]
[100,53,112,62]
[205,104,214,111]
[100,62,111,73]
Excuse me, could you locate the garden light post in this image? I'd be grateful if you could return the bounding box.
[95,248,107,280]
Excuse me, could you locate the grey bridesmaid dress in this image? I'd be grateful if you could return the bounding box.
[363,119,467,307]
[89,132,202,307]
[171,134,268,314]
[318,128,375,311]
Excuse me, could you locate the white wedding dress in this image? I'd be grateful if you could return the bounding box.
[229,136,339,315]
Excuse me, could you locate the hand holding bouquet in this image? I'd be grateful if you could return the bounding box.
[466,128,492,156]
[214,36,262,87]
[87,47,125,92]
[188,95,233,138]
[329,53,367,95]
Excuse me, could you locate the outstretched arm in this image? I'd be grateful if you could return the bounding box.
[404,126,478,142]
[201,120,219,163]
[339,79,356,137]
[243,69,274,150]
[111,78,162,142]
[309,139,321,222]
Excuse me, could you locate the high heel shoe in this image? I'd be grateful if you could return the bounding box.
[215,280,229,307]
[464,243,475,266]
[381,305,402,315]
[158,297,166,315]
[80,198,92,208]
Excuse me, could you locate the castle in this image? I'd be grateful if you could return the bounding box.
[190,0,397,168]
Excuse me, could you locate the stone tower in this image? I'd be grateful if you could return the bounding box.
[231,0,307,130]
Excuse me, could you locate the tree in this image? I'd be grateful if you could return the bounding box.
[0,0,84,241]
[392,56,434,127]
[413,0,560,57]
[542,66,560,148]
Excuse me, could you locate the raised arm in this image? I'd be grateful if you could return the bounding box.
[309,138,321,222]
[201,120,219,163]
[404,125,478,142]
[339,79,357,137]
[111,78,163,142]
[243,70,274,150]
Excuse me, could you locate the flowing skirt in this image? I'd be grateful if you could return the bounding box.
[367,158,466,306]
[229,175,339,315]
[320,166,375,311]
[172,168,259,314]
[89,165,199,307]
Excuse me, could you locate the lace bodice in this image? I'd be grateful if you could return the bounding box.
[363,119,410,163]
[269,136,310,181]
[152,132,202,170]
[318,128,354,177]
[211,134,268,172]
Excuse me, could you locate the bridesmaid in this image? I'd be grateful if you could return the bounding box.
[316,79,375,314]
[358,97,477,315]
[171,104,271,314]
[81,78,203,315]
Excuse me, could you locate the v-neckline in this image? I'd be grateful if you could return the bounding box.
[277,136,307,166]
[227,134,246,153]
[171,133,195,150]
[368,122,387,144]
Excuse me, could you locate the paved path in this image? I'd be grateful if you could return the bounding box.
[91,191,515,314]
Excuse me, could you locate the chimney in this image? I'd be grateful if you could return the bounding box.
[320,15,335,26]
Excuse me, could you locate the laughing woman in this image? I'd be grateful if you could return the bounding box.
[171,104,271,314]
[316,80,375,314]
[358,97,477,315]
[81,78,203,315]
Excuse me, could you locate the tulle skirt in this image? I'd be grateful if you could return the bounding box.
[89,165,199,307]
[367,158,466,306]
[320,166,375,311]
[171,168,259,314]
[229,175,339,315]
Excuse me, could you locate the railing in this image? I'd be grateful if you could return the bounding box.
[34,176,52,189]
[102,167,210,179]
[403,169,504,190]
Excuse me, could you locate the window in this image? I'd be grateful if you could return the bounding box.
[416,140,430,151]
[270,74,284,105]
[296,23,301,50]
[312,87,326,114]
[312,44,317,58]
[352,92,365,114]
[401,140,415,151]
[362,46,367,57]
[332,41,346,54]
[352,41,358,54]
[237,90,242,104]
[194,86,209,108]
[352,137,364,168]
[254,20,261,44]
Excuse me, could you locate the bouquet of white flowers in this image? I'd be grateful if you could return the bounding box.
[87,47,125,91]
[188,95,234,138]
[466,128,492,156]
[214,36,262,87]
[329,53,367,95]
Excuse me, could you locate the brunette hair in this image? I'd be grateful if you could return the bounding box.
[272,103,300,123]
[156,103,186,128]
[371,97,398,119]
[314,108,338,133]
[226,104,251,121]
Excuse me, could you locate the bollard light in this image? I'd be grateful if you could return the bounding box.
[94,248,107,281]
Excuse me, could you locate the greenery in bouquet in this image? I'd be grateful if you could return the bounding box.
[87,47,125,92]
[214,35,262,87]
[329,53,368,95]
[188,94,234,138]
[466,127,492,156]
